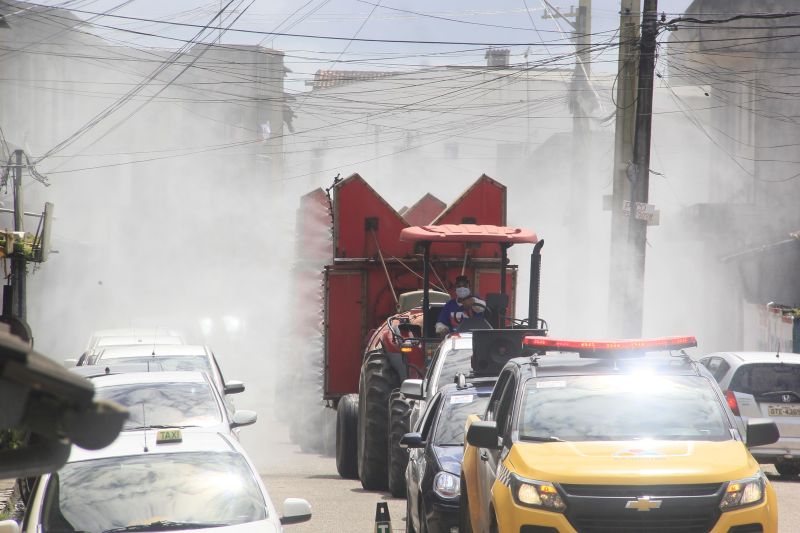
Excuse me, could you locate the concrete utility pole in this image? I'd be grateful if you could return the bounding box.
[11,149,26,321]
[627,0,659,336]
[609,0,658,337]
[608,0,642,336]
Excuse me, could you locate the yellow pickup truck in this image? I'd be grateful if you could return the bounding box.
[460,336,780,533]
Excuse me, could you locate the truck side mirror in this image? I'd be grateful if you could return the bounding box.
[466,421,501,449]
[400,379,424,400]
[746,418,780,448]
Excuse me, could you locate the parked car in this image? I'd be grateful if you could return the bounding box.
[403,378,493,533]
[699,351,800,477]
[83,344,244,398]
[3,429,311,533]
[72,369,256,437]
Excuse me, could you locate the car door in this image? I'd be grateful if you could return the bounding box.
[475,370,515,530]
[408,393,442,529]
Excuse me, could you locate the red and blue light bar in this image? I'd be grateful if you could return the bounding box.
[522,336,697,353]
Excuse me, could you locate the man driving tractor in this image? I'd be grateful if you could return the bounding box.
[435,275,486,335]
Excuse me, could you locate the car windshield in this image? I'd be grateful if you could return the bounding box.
[41,452,267,533]
[100,356,212,377]
[437,349,473,391]
[95,382,222,429]
[433,392,490,445]
[730,363,800,396]
[518,375,731,442]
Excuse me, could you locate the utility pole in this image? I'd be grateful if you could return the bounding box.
[608,0,642,336]
[11,149,26,321]
[627,0,659,336]
[609,0,658,337]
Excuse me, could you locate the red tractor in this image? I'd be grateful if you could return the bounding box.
[291,174,544,491]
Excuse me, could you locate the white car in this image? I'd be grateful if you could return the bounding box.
[85,344,244,398]
[699,351,800,477]
[70,328,186,366]
[3,430,310,533]
[75,370,257,437]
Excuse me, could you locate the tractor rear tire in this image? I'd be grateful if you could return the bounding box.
[358,354,399,490]
[388,393,411,497]
[336,394,359,479]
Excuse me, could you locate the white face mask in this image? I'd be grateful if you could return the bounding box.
[455,287,471,299]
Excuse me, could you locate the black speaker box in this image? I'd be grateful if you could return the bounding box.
[471,329,545,376]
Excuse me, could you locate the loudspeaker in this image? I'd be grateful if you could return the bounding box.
[471,329,544,376]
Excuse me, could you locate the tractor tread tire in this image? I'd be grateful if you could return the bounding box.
[358,354,400,490]
[388,393,412,497]
[336,394,359,479]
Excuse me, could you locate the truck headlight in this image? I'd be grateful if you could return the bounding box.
[511,474,566,512]
[433,472,460,499]
[720,474,765,511]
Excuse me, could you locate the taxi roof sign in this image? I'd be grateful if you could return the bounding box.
[522,336,697,357]
[156,429,183,444]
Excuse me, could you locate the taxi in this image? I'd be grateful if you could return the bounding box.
[5,429,311,532]
[460,336,781,533]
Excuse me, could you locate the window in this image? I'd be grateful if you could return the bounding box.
[706,357,731,382]
[417,394,442,437]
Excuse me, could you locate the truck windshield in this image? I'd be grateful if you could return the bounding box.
[436,349,473,391]
[518,375,731,442]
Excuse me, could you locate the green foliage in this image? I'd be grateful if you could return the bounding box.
[0,429,25,450]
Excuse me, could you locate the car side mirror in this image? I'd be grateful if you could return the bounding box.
[400,379,424,400]
[466,421,501,449]
[746,418,780,448]
[224,380,245,395]
[231,410,257,428]
[63,358,78,368]
[280,498,312,525]
[0,520,19,533]
[399,432,425,449]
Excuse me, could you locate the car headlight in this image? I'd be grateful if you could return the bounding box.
[433,472,460,499]
[511,474,566,512]
[720,474,765,511]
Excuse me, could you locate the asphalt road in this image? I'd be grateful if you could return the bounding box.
[246,418,800,533]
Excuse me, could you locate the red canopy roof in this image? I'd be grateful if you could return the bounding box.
[399,224,538,245]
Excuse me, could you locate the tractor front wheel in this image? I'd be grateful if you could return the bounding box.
[387,392,411,497]
[357,353,399,490]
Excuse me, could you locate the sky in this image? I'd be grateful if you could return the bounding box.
[29,0,696,92]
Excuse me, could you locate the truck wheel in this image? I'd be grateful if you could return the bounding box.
[336,394,359,479]
[388,393,411,497]
[459,475,473,533]
[358,354,399,490]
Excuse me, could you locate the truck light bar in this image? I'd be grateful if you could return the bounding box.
[522,336,697,353]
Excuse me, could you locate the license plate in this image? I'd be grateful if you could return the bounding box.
[767,404,800,417]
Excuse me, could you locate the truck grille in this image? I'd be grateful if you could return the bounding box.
[558,483,724,533]
[560,483,723,498]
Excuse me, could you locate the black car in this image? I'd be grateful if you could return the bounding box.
[402,378,494,533]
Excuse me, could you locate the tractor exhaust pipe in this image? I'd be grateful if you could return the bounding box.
[528,240,544,328]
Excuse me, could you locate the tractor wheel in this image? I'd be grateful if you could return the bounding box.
[358,353,400,490]
[388,393,412,497]
[776,462,800,478]
[336,394,359,479]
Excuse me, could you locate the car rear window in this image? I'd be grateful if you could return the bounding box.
[730,363,800,396]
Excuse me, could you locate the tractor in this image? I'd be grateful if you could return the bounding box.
[289,174,544,492]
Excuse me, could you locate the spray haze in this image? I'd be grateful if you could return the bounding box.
[0,0,798,475]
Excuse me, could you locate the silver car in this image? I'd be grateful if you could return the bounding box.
[699,351,800,477]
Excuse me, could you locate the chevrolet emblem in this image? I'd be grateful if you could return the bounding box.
[625,497,662,512]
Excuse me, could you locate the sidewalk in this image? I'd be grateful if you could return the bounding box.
[0,478,17,518]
